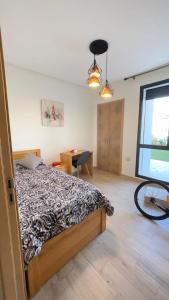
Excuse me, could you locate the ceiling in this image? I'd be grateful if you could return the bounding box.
[1,0,169,86]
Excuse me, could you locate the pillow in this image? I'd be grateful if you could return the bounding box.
[19,154,43,170]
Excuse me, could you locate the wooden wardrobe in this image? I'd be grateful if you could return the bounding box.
[97,99,124,175]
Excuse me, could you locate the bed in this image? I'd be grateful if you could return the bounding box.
[13,149,114,298]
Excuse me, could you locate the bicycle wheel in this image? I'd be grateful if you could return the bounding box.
[134,180,169,220]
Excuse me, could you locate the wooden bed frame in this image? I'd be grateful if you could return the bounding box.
[13,149,107,298]
[12,149,41,161]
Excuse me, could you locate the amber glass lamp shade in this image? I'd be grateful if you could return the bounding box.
[88,57,102,79]
[88,76,100,88]
[88,65,101,78]
[100,80,112,98]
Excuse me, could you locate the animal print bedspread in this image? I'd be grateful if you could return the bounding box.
[14,164,114,264]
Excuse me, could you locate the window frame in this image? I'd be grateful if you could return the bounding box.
[135,78,169,184]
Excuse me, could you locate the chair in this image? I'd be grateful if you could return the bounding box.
[72,151,91,177]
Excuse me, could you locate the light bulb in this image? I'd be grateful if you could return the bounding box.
[88,76,100,88]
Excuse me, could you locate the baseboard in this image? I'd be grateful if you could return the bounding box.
[121,174,145,183]
[94,167,145,183]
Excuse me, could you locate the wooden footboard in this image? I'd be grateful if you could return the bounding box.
[26,208,106,298]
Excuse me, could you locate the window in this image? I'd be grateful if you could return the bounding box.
[136,79,169,184]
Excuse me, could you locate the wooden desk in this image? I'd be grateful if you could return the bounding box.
[60,150,93,176]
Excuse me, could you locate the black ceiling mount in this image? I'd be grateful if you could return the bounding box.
[89,39,108,55]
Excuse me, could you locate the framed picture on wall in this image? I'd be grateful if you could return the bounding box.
[41,99,64,127]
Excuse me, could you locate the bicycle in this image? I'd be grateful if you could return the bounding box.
[134,180,169,220]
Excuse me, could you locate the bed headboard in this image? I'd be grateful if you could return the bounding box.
[12,149,41,160]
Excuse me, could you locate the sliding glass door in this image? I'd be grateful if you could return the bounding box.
[136,79,169,184]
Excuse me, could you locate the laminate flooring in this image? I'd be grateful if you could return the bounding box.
[32,169,169,300]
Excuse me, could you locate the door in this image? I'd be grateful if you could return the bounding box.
[136,80,169,184]
[0,31,26,300]
[97,102,110,170]
[97,99,124,174]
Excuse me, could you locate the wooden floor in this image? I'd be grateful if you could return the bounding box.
[32,169,169,300]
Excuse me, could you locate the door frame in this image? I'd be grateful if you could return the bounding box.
[135,79,169,184]
[0,30,27,300]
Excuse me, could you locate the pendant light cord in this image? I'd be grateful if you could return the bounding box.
[106,51,108,84]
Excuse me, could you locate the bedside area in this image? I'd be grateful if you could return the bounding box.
[50,163,67,173]
[50,149,93,176]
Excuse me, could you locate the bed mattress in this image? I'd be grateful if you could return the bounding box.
[14,164,114,264]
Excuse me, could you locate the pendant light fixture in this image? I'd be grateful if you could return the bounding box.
[87,40,108,88]
[88,54,102,78]
[87,54,101,88]
[87,76,100,88]
[100,51,113,98]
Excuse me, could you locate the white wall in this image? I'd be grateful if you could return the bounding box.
[5,64,169,176]
[94,67,169,177]
[5,64,96,164]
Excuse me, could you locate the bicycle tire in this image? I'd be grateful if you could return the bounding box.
[134,180,169,220]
